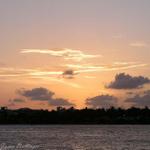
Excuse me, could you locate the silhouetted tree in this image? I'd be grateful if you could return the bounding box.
[0,106,150,124]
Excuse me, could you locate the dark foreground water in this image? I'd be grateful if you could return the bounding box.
[0,125,149,150]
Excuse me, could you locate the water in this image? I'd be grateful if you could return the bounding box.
[0,125,149,150]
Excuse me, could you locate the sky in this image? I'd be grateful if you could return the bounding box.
[0,0,150,109]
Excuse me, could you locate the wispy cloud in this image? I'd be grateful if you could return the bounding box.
[113,62,137,65]
[0,61,147,88]
[64,62,148,73]
[84,76,96,79]
[129,42,147,47]
[20,48,101,61]
[0,67,82,88]
[0,62,147,79]
[32,76,82,88]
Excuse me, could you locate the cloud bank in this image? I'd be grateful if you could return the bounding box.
[18,87,75,107]
[107,73,150,89]
[86,94,118,108]
[125,90,150,107]
[18,87,54,101]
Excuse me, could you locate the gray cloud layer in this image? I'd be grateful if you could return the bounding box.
[125,90,150,107]
[18,87,54,101]
[107,73,150,89]
[18,87,74,107]
[86,94,118,108]
[48,98,74,107]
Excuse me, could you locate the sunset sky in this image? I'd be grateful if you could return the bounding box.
[0,0,150,109]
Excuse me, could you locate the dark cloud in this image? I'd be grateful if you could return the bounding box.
[125,90,150,107]
[12,98,25,103]
[49,98,75,107]
[126,92,134,95]
[107,73,150,89]
[18,87,75,107]
[62,69,76,79]
[86,94,118,108]
[18,87,54,101]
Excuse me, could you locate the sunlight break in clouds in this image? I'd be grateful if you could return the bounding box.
[21,48,101,61]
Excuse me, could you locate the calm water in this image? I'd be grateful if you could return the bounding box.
[0,125,149,150]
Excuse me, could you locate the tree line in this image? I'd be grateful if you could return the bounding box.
[0,106,150,124]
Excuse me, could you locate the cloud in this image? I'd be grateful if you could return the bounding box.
[21,48,101,61]
[18,87,54,101]
[86,94,118,108]
[0,67,45,77]
[144,90,150,95]
[64,62,147,73]
[107,73,150,89]
[125,90,150,107]
[113,62,137,65]
[0,61,147,78]
[126,92,134,95]
[18,87,75,107]
[65,64,105,70]
[0,67,82,88]
[62,69,77,79]
[129,42,147,47]
[7,98,25,108]
[84,76,96,79]
[48,98,75,107]
[0,61,147,89]
[33,76,81,88]
[12,98,25,103]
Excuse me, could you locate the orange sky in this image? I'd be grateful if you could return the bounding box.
[0,0,150,109]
